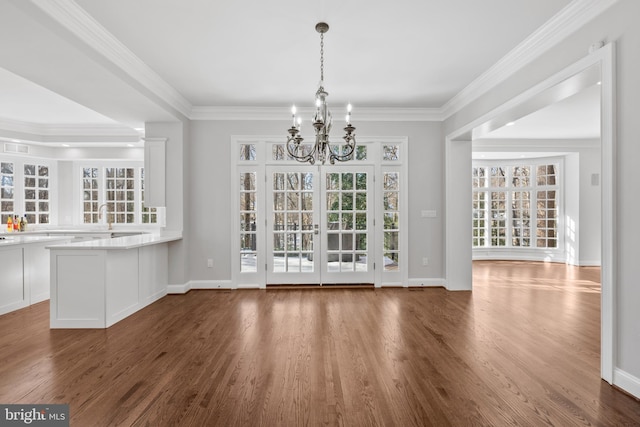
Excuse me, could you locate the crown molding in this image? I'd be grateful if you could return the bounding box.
[191,106,443,122]
[0,118,139,136]
[30,0,193,118]
[26,0,617,126]
[441,0,619,120]
[0,118,142,144]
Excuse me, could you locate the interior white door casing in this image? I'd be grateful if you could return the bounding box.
[445,44,615,384]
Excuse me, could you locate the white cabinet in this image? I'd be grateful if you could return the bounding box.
[143,137,166,207]
[0,247,26,315]
[0,236,72,315]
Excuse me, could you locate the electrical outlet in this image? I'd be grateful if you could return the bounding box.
[422,257,428,266]
[207,259,213,268]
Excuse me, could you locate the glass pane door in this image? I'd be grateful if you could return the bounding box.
[266,167,320,284]
[266,165,374,285]
[320,166,374,284]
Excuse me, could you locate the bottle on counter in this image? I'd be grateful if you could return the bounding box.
[19,216,25,232]
[21,216,27,232]
[6,216,12,233]
[13,215,19,231]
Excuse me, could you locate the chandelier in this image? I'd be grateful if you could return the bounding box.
[286,22,356,165]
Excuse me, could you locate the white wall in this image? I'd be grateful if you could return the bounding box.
[446,0,640,395]
[146,121,189,286]
[187,119,444,284]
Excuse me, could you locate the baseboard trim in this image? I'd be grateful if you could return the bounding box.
[613,368,640,400]
[169,278,450,292]
[408,278,446,288]
[167,280,235,294]
[167,283,191,294]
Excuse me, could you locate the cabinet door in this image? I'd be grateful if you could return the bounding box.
[0,247,26,315]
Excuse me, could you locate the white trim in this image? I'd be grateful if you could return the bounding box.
[613,369,640,400]
[441,0,619,119]
[167,283,191,294]
[599,43,616,386]
[230,136,408,288]
[167,280,235,294]
[578,260,601,267]
[0,118,141,140]
[192,106,442,122]
[189,280,234,290]
[31,0,192,118]
[407,278,446,288]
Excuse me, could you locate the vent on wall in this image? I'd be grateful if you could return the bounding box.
[4,143,29,154]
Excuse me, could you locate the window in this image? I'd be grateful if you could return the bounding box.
[24,163,50,224]
[240,172,258,272]
[82,167,100,223]
[383,172,400,270]
[473,162,559,249]
[105,167,135,224]
[140,168,157,224]
[82,165,156,225]
[1,162,14,225]
[1,158,55,226]
[270,143,367,162]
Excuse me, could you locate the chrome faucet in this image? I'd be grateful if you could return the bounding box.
[98,203,113,230]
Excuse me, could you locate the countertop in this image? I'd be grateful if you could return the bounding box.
[0,235,76,247]
[46,232,182,250]
[0,229,149,236]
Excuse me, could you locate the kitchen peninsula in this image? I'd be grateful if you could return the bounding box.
[47,232,182,328]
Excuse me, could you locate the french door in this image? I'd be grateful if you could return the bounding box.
[266,165,374,285]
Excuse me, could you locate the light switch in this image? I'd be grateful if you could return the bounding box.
[421,210,437,218]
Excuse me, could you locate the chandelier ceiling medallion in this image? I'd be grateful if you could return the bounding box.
[286,22,356,165]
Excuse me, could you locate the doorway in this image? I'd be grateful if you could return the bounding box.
[232,138,408,289]
[265,165,374,285]
[445,44,615,383]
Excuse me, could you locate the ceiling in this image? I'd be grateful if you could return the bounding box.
[0,0,610,146]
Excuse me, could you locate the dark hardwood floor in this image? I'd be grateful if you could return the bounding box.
[1,261,639,426]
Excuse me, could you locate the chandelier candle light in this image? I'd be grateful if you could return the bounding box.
[286,22,357,165]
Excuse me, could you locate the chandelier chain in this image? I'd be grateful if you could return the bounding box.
[320,32,324,83]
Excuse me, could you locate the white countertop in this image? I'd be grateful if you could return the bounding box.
[0,229,149,236]
[0,235,75,247]
[46,232,182,250]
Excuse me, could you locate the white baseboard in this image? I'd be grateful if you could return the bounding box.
[167,283,191,294]
[613,368,640,399]
[577,260,601,267]
[170,279,450,292]
[167,280,234,294]
[407,278,446,287]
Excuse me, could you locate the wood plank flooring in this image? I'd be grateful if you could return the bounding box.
[1,260,639,426]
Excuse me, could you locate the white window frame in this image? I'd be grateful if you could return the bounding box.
[231,136,408,288]
[0,154,57,226]
[73,161,158,227]
[472,157,563,261]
